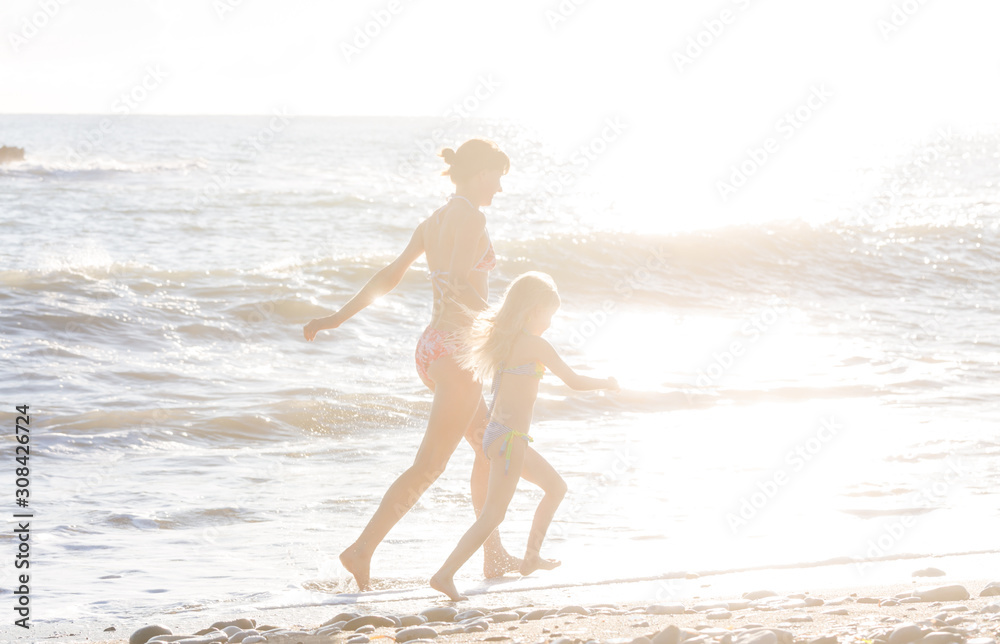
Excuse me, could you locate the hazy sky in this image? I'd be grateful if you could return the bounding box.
[3,0,998,225]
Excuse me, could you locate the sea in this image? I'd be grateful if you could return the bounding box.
[1,114,998,631]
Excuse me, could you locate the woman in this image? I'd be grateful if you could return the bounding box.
[304,139,561,591]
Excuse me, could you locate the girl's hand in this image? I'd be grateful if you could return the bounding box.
[606,376,620,392]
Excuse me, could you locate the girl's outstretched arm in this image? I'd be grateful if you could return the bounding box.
[528,336,618,391]
[304,224,426,341]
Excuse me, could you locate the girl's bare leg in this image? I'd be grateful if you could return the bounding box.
[518,447,566,576]
[431,439,527,601]
[464,398,523,577]
[340,357,481,591]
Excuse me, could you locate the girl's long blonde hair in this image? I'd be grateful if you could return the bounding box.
[457,272,560,383]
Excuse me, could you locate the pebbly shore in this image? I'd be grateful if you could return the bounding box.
[100,580,1000,644]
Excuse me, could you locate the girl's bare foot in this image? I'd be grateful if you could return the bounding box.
[484,548,523,578]
[519,552,561,576]
[339,544,371,591]
[430,573,468,601]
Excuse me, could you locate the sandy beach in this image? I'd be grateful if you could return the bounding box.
[27,561,999,644]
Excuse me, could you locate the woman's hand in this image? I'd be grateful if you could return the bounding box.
[304,315,339,341]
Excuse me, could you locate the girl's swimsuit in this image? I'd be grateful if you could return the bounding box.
[482,360,545,474]
[414,195,496,386]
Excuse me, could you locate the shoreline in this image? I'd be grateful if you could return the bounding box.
[22,555,1000,644]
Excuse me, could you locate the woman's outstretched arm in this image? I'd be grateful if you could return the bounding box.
[304,224,426,341]
[528,336,619,391]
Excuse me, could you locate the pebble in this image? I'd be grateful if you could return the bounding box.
[632,638,653,644]
[913,568,947,577]
[652,625,681,644]
[915,586,972,602]
[455,610,485,622]
[694,602,730,612]
[464,621,489,633]
[707,611,733,620]
[647,604,686,615]
[743,591,779,601]
[804,598,825,607]
[982,582,1000,597]
[211,620,254,632]
[979,605,1000,614]
[521,609,552,621]
[490,613,521,623]
[396,626,439,642]
[346,636,369,644]
[786,615,813,623]
[419,607,458,623]
[888,623,925,644]
[131,625,173,644]
[346,616,397,630]
[823,609,850,616]
[355,624,376,634]
[941,604,970,612]
[856,597,881,604]
[324,613,360,626]
[900,598,925,604]
[240,638,265,644]
[559,605,592,616]
[227,630,260,643]
[735,632,777,644]
[808,637,838,644]
[919,631,964,644]
[968,639,997,644]
[439,627,465,636]
[400,615,428,627]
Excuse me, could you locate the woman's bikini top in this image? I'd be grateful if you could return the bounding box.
[428,195,496,291]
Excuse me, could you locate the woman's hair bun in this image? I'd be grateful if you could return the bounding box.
[438,139,510,183]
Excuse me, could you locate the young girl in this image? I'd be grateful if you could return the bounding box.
[430,272,618,601]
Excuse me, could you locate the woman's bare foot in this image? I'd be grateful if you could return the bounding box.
[519,552,561,576]
[430,573,468,601]
[484,547,523,578]
[339,544,371,591]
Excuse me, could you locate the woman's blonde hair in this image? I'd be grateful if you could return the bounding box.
[457,272,560,383]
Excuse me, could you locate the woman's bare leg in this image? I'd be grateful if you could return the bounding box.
[431,439,527,601]
[340,357,481,590]
[464,398,523,577]
[518,447,566,576]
